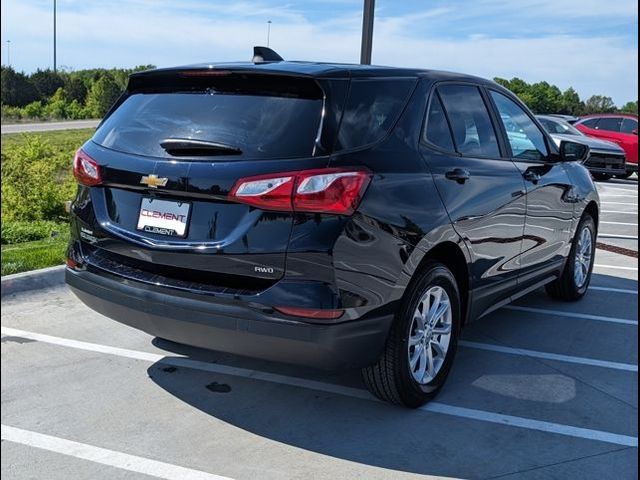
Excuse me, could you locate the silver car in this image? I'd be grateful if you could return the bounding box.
[537,115,626,180]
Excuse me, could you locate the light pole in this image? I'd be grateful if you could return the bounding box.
[267,20,272,47]
[6,40,10,67]
[360,0,375,64]
[53,0,57,72]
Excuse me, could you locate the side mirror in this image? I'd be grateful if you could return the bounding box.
[559,140,589,163]
[632,129,638,136]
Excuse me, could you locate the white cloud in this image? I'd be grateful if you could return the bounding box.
[1,0,637,104]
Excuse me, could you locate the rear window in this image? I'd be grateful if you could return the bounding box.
[93,80,323,160]
[335,78,416,151]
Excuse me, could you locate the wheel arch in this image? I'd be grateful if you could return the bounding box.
[410,241,471,325]
[584,200,599,232]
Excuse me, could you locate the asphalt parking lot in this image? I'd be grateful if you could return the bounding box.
[1,178,638,480]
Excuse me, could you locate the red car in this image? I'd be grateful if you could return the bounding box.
[575,114,638,178]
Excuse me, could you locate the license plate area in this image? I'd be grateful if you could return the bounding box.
[137,197,191,237]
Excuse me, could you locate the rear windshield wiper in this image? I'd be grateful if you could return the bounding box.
[160,138,242,156]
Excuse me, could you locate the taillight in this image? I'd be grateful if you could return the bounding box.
[229,168,371,215]
[73,149,102,186]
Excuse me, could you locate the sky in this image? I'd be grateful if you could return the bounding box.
[1,0,638,105]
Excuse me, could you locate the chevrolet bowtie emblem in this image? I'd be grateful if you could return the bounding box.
[140,174,169,188]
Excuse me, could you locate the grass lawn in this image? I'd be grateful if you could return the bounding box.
[1,231,70,276]
[0,128,95,152]
[1,128,93,275]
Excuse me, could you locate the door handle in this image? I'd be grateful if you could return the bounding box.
[523,170,541,184]
[445,168,471,184]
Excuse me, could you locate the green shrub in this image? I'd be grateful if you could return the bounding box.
[1,134,77,221]
[1,220,67,245]
[85,75,122,117]
[1,104,24,121]
[43,89,70,119]
[23,100,44,119]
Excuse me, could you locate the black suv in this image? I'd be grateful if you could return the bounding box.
[66,51,599,407]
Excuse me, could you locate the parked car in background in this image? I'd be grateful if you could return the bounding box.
[575,114,638,178]
[537,115,626,181]
[65,49,599,407]
[548,114,580,124]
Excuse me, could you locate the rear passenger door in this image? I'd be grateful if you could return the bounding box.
[488,90,575,287]
[419,83,527,317]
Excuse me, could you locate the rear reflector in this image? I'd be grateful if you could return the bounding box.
[275,306,345,320]
[73,149,102,186]
[65,257,79,269]
[229,168,371,215]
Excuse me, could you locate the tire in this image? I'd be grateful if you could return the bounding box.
[615,171,634,179]
[592,173,612,181]
[362,261,462,408]
[545,213,596,301]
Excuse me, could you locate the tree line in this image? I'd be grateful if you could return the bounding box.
[493,77,637,116]
[1,66,638,121]
[1,65,154,121]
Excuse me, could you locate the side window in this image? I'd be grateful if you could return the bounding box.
[336,78,416,151]
[621,118,638,134]
[438,85,500,158]
[580,118,600,129]
[423,93,455,151]
[596,117,622,132]
[490,91,549,161]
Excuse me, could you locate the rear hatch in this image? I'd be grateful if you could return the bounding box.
[78,71,336,289]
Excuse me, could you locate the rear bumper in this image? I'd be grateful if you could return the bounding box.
[65,267,393,370]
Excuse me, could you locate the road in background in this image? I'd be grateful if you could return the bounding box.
[1,120,100,134]
[1,181,637,480]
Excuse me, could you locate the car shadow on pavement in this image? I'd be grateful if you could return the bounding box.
[144,274,637,478]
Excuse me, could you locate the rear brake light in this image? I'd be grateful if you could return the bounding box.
[229,168,371,215]
[65,257,79,269]
[73,149,102,186]
[274,306,344,320]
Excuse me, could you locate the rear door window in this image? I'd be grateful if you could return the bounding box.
[596,117,623,132]
[490,91,548,161]
[423,93,455,151]
[437,85,500,158]
[621,118,638,134]
[335,78,416,150]
[93,80,323,160]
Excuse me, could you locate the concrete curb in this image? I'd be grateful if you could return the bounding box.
[1,265,66,298]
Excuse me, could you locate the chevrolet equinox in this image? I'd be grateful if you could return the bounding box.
[66,48,599,407]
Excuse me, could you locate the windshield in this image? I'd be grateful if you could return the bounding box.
[538,117,584,136]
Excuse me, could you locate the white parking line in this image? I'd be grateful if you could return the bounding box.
[590,286,638,295]
[594,264,639,272]
[598,234,639,240]
[601,210,638,215]
[600,221,638,226]
[459,340,637,372]
[599,194,638,198]
[1,425,233,480]
[2,326,637,447]
[422,404,637,448]
[503,306,637,325]
[599,186,638,192]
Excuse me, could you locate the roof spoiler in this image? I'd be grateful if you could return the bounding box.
[252,46,284,63]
